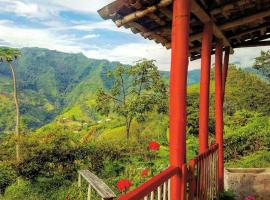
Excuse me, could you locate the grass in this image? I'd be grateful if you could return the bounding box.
[225,150,270,168]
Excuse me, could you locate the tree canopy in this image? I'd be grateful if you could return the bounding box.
[96,59,168,139]
[253,50,270,80]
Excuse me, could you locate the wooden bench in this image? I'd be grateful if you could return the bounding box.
[78,170,116,200]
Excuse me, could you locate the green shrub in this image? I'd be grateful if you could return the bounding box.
[218,190,236,200]
[0,163,16,194]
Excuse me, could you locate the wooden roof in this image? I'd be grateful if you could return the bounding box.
[98,0,270,60]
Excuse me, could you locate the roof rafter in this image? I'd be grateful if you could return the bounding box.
[191,0,233,53]
[220,10,270,30]
[115,0,172,27]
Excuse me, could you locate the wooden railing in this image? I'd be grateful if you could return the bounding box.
[78,170,116,200]
[118,144,219,200]
[188,144,219,200]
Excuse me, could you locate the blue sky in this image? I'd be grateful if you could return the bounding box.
[0,0,269,71]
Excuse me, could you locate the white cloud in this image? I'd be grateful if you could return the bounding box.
[1,19,268,71]
[0,0,113,19]
[0,0,55,19]
[0,21,92,53]
[71,20,133,34]
[0,1,269,71]
[50,0,114,13]
[84,42,171,70]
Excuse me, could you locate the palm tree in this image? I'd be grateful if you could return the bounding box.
[0,47,21,161]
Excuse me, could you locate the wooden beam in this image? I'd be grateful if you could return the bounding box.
[191,0,233,53]
[160,8,172,20]
[98,0,129,19]
[229,25,268,40]
[128,22,170,48]
[220,10,270,30]
[210,0,257,15]
[115,0,172,27]
[234,40,270,48]
[148,13,166,26]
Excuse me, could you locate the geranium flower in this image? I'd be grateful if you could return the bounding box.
[148,141,160,151]
[117,179,132,192]
[245,196,255,200]
[140,168,150,177]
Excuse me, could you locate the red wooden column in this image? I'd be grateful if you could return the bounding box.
[199,22,213,153]
[215,40,224,191]
[169,0,190,199]
[222,47,230,101]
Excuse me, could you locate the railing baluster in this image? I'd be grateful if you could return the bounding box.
[150,191,154,200]
[144,195,148,200]
[168,179,171,200]
[158,185,162,200]
[163,181,167,200]
[87,184,92,200]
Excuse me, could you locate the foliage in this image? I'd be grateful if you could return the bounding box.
[0,48,270,199]
[0,163,16,194]
[0,47,21,62]
[217,190,236,200]
[96,59,168,139]
[224,111,270,161]
[253,50,270,79]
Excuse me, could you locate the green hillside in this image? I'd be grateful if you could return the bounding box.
[0,48,123,132]
[0,48,201,133]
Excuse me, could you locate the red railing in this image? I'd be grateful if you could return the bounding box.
[118,166,182,200]
[119,144,219,200]
[188,144,219,200]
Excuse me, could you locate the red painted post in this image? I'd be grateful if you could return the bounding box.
[222,47,230,102]
[199,22,213,153]
[170,0,191,199]
[180,165,187,200]
[215,40,224,191]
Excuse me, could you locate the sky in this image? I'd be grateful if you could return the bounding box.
[0,0,269,71]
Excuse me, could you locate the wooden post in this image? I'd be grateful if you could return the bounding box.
[170,0,191,199]
[199,22,213,153]
[78,174,81,187]
[78,174,82,197]
[222,47,230,102]
[87,184,92,200]
[215,39,224,191]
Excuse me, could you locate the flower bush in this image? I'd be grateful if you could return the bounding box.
[140,169,150,178]
[117,179,132,193]
[148,141,160,151]
[245,196,255,200]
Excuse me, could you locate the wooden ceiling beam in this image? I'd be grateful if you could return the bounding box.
[234,40,270,48]
[115,0,172,27]
[98,0,129,20]
[220,10,270,30]
[229,25,268,40]
[191,0,233,53]
[128,22,170,49]
[159,8,172,20]
[210,0,255,15]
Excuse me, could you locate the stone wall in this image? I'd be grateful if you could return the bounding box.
[224,168,270,200]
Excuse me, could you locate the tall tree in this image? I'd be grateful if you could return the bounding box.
[0,47,21,161]
[253,50,270,80]
[96,59,168,139]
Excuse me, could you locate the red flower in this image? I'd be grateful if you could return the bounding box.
[141,169,150,177]
[117,179,132,192]
[148,141,160,151]
[245,196,255,200]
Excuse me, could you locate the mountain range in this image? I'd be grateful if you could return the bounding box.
[0,48,201,133]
